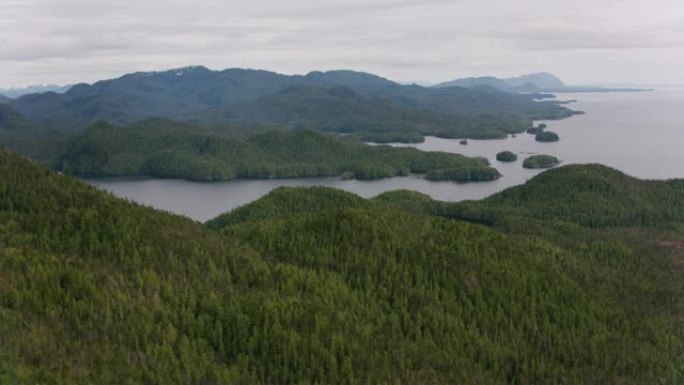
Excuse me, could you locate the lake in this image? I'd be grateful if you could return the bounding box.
[88,89,684,222]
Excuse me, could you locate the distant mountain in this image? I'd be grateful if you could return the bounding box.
[7,66,574,138]
[8,66,402,129]
[0,94,11,103]
[303,70,396,90]
[434,72,648,93]
[0,84,71,98]
[506,72,566,89]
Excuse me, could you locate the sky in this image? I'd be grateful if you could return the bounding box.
[1,0,683,88]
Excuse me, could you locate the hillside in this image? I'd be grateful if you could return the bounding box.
[193,84,570,141]
[58,119,498,181]
[0,104,31,131]
[0,104,70,165]
[1,149,683,384]
[449,164,684,228]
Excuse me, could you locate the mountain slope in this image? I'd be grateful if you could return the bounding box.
[2,149,683,384]
[10,67,293,128]
[439,164,684,229]
[434,72,565,91]
[194,84,574,140]
[0,104,31,131]
[8,66,574,136]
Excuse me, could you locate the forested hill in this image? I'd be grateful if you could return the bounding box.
[6,66,574,138]
[429,164,684,229]
[58,119,500,182]
[2,149,682,384]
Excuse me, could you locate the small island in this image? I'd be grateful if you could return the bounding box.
[459,139,468,145]
[535,131,560,142]
[496,151,518,162]
[526,123,548,135]
[523,154,560,169]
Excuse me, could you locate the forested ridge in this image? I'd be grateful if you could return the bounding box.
[1,149,683,384]
[58,119,498,182]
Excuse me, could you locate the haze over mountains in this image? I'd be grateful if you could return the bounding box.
[434,72,649,93]
[4,66,569,129]
[0,84,71,99]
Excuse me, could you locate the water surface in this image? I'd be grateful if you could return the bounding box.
[89,89,684,222]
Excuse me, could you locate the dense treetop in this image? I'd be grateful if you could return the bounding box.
[535,131,560,142]
[1,149,683,384]
[523,154,560,169]
[58,119,498,182]
[496,151,518,162]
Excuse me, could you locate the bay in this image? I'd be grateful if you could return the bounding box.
[88,89,684,222]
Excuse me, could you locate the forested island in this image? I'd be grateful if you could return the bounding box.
[523,154,561,168]
[535,131,560,142]
[57,119,498,182]
[1,149,683,384]
[496,150,518,162]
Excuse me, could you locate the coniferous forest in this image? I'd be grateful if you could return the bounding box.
[1,148,683,384]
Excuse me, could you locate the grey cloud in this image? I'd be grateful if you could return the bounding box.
[499,21,684,51]
[1,0,683,87]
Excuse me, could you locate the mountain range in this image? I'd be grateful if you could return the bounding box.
[3,66,573,135]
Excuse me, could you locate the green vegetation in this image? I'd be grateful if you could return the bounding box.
[535,131,560,142]
[1,149,683,384]
[496,151,518,162]
[0,104,30,131]
[523,154,560,169]
[0,104,71,165]
[192,84,571,141]
[450,164,684,228]
[347,131,425,143]
[59,119,498,182]
[425,166,500,182]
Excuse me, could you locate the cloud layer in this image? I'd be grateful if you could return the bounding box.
[1,0,683,87]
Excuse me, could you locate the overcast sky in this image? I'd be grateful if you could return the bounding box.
[1,0,683,87]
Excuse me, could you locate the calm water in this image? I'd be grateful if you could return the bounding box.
[89,89,684,222]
